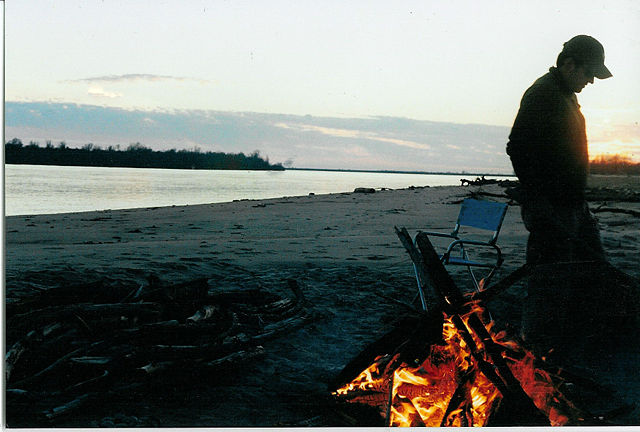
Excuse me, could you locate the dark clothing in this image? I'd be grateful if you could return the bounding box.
[520,196,604,265]
[507,67,589,205]
[507,67,605,265]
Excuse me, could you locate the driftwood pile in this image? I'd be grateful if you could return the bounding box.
[459,176,519,187]
[459,178,640,218]
[586,186,640,203]
[5,275,314,426]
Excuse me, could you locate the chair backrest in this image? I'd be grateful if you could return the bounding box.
[455,198,508,241]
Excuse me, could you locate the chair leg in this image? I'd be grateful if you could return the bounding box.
[467,265,494,322]
[461,247,482,294]
[466,265,482,293]
[413,263,428,311]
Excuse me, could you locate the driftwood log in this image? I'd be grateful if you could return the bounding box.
[5,275,315,427]
[592,206,640,218]
[459,176,519,187]
[409,229,550,425]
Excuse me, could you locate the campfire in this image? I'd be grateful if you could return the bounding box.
[330,228,600,427]
[333,301,576,426]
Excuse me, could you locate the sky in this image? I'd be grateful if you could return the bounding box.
[4,0,640,170]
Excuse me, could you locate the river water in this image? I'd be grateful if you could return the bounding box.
[5,164,510,216]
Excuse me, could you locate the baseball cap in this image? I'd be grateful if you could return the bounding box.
[561,35,612,79]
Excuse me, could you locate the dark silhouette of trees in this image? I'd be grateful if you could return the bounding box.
[590,154,640,175]
[5,139,284,171]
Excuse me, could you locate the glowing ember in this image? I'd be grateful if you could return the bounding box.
[333,302,576,426]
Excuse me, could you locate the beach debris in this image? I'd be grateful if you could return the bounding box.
[460,176,519,187]
[353,187,376,194]
[330,228,636,426]
[5,276,315,426]
[586,187,640,203]
[459,179,640,208]
[460,190,513,203]
[592,205,640,218]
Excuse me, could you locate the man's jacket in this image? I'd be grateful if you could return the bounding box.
[506,67,589,204]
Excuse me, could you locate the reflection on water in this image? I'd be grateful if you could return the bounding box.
[5,165,508,216]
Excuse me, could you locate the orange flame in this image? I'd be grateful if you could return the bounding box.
[333,303,576,426]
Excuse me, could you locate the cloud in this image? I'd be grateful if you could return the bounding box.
[87,86,122,99]
[5,102,517,172]
[68,74,210,85]
[343,145,372,157]
[589,122,640,144]
[274,122,431,151]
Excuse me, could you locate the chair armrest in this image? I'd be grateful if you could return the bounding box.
[418,230,459,240]
[444,239,503,266]
[447,239,497,248]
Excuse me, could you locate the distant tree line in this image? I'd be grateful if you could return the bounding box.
[590,154,640,175]
[4,138,284,171]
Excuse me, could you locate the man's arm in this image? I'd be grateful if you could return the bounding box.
[507,85,565,198]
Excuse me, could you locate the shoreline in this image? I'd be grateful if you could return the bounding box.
[5,172,635,218]
[6,166,499,217]
[286,167,517,177]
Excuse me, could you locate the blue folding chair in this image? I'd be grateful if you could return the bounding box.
[413,198,508,311]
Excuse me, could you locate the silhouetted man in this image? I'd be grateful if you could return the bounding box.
[507,35,611,267]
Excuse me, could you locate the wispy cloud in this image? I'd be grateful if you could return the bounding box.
[87,86,122,99]
[274,122,431,151]
[67,74,211,85]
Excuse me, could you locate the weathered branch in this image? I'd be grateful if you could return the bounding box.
[473,264,530,302]
[8,303,163,340]
[592,206,640,218]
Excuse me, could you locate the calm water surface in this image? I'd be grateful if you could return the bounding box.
[5,164,503,216]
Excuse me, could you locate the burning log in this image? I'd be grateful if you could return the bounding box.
[331,227,611,426]
[398,227,536,408]
[472,264,530,302]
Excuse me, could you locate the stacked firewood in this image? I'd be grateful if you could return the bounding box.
[5,276,313,425]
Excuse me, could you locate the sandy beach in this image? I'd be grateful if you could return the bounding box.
[5,175,640,427]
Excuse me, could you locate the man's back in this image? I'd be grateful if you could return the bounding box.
[507,67,588,204]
